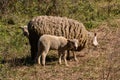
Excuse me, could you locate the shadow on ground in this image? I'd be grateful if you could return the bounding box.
[1,55,59,67]
[0,53,86,67]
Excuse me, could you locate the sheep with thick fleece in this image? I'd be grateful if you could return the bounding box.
[25,16,98,60]
[36,34,79,66]
[20,26,79,62]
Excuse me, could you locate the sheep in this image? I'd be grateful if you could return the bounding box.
[35,34,79,66]
[20,25,79,62]
[25,16,98,61]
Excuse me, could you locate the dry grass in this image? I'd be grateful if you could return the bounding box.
[0,19,120,80]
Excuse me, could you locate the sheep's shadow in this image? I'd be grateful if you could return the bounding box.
[1,53,85,67]
[1,56,34,67]
[1,55,58,67]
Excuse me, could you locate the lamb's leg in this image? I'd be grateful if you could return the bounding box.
[38,54,41,64]
[63,52,69,66]
[67,50,70,60]
[73,51,78,62]
[58,51,62,65]
[35,48,41,64]
[36,51,41,64]
[36,46,43,65]
[41,51,47,66]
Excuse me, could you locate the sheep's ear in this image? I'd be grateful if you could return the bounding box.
[19,26,26,32]
[88,32,94,38]
[19,26,27,30]
[19,26,24,30]
[94,33,97,36]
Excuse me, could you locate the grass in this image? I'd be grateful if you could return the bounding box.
[0,0,120,79]
[1,28,120,79]
[0,19,120,80]
[0,18,120,80]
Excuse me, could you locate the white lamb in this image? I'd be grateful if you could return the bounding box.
[36,34,79,66]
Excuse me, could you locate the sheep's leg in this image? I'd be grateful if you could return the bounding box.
[36,52,41,64]
[63,52,69,66]
[29,36,39,61]
[36,44,43,65]
[38,54,41,64]
[73,51,78,62]
[41,46,49,66]
[67,50,70,60]
[41,51,47,66]
[58,51,62,65]
[35,48,42,64]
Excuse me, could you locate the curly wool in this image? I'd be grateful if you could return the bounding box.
[28,16,90,51]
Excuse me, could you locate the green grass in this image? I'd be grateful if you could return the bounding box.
[0,0,120,80]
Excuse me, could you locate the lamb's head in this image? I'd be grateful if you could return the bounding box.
[19,26,29,38]
[67,39,79,50]
[88,32,99,47]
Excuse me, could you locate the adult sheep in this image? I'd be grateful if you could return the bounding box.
[25,16,98,60]
[36,34,79,66]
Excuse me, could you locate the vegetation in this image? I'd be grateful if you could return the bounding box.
[0,0,120,80]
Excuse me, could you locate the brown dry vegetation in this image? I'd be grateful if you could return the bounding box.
[0,0,120,79]
[0,19,120,80]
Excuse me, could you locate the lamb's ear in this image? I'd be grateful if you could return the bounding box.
[67,39,71,42]
[67,39,72,45]
[67,39,73,44]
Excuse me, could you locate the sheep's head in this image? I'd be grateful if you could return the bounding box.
[88,32,99,47]
[67,39,79,50]
[19,26,29,38]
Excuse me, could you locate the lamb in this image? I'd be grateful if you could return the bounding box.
[23,16,98,61]
[20,25,79,62]
[36,34,79,66]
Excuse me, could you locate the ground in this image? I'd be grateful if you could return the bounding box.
[0,19,120,80]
